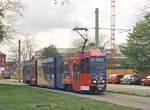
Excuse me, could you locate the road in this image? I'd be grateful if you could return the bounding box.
[0,79,150,110]
[107,84,150,96]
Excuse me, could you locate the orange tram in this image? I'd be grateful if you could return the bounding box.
[23,49,107,93]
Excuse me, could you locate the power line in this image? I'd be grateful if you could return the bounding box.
[101,0,148,22]
[88,27,131,31]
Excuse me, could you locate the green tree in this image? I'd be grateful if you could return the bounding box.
[121,15,150,73]
[42,44,58,58]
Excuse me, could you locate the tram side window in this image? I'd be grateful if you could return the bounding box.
[79,59,85,73]
[64,62,69,73]
[43,64,46,74]
[73,63,79,80]
[73,63,78,73]
[58,62,63,75]
[49,65,53,75]
[86,58,90,73]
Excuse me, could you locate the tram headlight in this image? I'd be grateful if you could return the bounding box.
[102,80,105,83]
[93,80,97,83]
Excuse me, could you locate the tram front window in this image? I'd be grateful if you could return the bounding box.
[90,57,106,84]
[90,57,105,74]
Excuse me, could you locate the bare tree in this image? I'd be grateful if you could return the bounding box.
[8,35,36,63]
[72,38,85,49]
[99,34,110,51]
[22,35,36,61]
[0,0,23,43]
[72,34,110,52]
[8,44,19,63]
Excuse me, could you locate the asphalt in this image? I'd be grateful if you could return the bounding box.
[107,84,150,96]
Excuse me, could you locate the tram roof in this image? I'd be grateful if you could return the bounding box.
[86,49,105,57]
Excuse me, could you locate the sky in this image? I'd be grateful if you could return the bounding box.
[0,0,147,56]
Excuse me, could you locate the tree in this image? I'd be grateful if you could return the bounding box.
[21,35,36,61]
[121,15,150,73]
[8,35,36,62]
[41,44,58,58]
[98,34,110,51]
[0,0,23,43]
[72,34,110,52]
[142,1,150,17]
[72,38,84,50]
[0,23,5,41]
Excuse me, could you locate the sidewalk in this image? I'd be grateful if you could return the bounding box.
[0,79,27,85]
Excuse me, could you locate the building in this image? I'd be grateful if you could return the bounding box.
[103,43,127,68]
[57,48,78,56]
[0,51,6,74]
[34,48,78,59]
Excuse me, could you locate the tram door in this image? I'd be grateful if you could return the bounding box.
[72,63,79,91]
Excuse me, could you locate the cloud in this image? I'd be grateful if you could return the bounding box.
[17,0,83,33]
[35,29,74,49]
[14,0,147,46]
[17,0,112,33]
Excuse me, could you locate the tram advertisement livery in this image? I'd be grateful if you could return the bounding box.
[23,49,107,93]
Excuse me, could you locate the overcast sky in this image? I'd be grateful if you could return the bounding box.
[0,0,147,55]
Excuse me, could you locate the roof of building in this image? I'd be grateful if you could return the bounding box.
[0,51,6,56]
[57,48,77,54]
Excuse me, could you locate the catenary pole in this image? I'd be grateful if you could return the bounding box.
[95,8,99,49]
[18,39,21,82]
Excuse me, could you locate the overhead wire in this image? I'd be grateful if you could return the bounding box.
[101,0,148,22]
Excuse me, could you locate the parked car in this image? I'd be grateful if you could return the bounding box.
[141,76,150,86]
[120,74,140,85]
[3,70,11,79]
[107,74,124,84]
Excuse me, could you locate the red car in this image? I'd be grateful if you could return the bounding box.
[141,76,150,86]
[107,74,124,84]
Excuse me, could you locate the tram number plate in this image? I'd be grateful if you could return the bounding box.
[97,85,104,88]
[80,86,90,90]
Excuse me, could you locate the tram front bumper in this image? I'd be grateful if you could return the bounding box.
[90,84,106,92]
[80,84,106,92]
[96,84,105,90]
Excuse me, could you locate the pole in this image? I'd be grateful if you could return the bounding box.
[18,40,21,82]
[95,8,99,49]
[111,0,116,67]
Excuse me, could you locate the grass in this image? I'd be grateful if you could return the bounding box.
[0,84,141,110]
